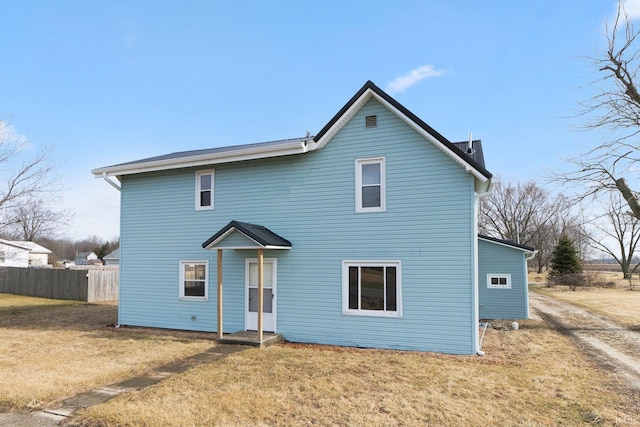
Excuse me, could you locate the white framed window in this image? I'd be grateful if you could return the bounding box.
[342,260,402,318]
[195,170,214,210]
[487,274,511,289]
[179,260,209,300]
[355,157,386,213]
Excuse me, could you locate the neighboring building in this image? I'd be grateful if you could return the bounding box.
[478,235,537,320]
[103,248,120,266]
[75,252,98,266]
[0,240,52,267]
[93,81,531,355]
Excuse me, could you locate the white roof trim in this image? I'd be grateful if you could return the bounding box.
[478,236,537,254]
[309,89,489,183]
[92,140,308,178]
[203,227,290,250]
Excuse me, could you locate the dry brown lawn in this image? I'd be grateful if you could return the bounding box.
[530,270,640,329]
[0,294,212,411]
[72,318,640,426]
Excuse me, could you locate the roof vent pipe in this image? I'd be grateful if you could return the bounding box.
[465,132,475,155]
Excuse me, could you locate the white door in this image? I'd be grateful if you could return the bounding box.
[245,258,276,332]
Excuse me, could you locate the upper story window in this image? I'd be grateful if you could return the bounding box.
[196,170,214,210]
[487,274,511,289]
[179,260,209,300]
[355,157,386,213]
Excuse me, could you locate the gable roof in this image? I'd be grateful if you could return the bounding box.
[92,81,492,193]
[104,248,120,260]
[310,81,492,182]
[202,221,292,250]
[478,234,536,254]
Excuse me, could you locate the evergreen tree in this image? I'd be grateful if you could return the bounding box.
[549,234,583,277]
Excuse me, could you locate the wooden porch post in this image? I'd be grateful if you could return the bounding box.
[257,248,264,344]
[217,249,223,339]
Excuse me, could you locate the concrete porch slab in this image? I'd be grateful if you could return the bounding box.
[217,331,283,347]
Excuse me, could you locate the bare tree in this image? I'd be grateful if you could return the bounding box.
[479,180,583,273]
[0,121,58,234]
[584,193,640,280]
[560,1,640,218]
[4,199,73,241]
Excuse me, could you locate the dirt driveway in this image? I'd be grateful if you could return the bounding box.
[530,292,640,393]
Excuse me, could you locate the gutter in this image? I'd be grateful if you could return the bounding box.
[101,172,121,191]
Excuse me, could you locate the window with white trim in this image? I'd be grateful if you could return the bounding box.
[487,274,511,289]
[179,260,209,300]
[355,157,386,212]
[342,260,401,317]
[195,170,214,210]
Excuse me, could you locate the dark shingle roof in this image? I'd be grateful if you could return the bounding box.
[478,234,536,253]
[452,140,486,169]
[202,220,292,249]
[314,80,492,180]
[109,137,311,169]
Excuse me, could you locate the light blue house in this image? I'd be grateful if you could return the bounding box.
[478,235,536,320]
[92,81,524,355]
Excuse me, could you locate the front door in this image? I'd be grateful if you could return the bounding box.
[245,258,276,332]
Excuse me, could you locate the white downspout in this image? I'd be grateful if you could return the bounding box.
[102,172,121,191]
[475,185,493,356]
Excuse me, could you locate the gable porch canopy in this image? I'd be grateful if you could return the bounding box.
[202,220,292,250]
[201,221,290,344]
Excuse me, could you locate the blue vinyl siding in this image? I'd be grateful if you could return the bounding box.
[118,98,478,354]
[478,239,529,320]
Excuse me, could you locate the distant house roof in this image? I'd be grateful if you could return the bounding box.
[478,234,536,254]
[202,221,292,250]
[0,240,51,254]
[104,248,120,260]
[76,252,96,259]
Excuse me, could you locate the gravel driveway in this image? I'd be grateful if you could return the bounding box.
[530,292,640,393]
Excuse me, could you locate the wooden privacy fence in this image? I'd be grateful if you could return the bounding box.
[0,267,119,302]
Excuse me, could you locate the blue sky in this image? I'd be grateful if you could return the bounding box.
[0,1,628,239]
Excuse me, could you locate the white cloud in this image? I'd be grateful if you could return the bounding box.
[621,0,640,21]
[385,65,446,95]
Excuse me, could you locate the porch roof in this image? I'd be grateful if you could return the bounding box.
[202,220,292,250]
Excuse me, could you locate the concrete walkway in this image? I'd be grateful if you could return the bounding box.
[0,344,247,427]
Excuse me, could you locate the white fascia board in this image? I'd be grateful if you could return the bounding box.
[92,140,307,178]
[308,90,489,187]
[309,91,373,151]
[478,236,536,255]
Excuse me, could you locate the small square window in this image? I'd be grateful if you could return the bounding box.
[196,170,214,210]
[180,261,209,300]
[487,274,511,289]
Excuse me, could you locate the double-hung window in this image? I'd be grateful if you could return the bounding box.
[342,260,402,317]
[487,274,511,289]
[196,170,214,210]
[179,260,209,300]
[355,157,386,212]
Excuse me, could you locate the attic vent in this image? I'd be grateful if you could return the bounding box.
[365,115,377,128]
